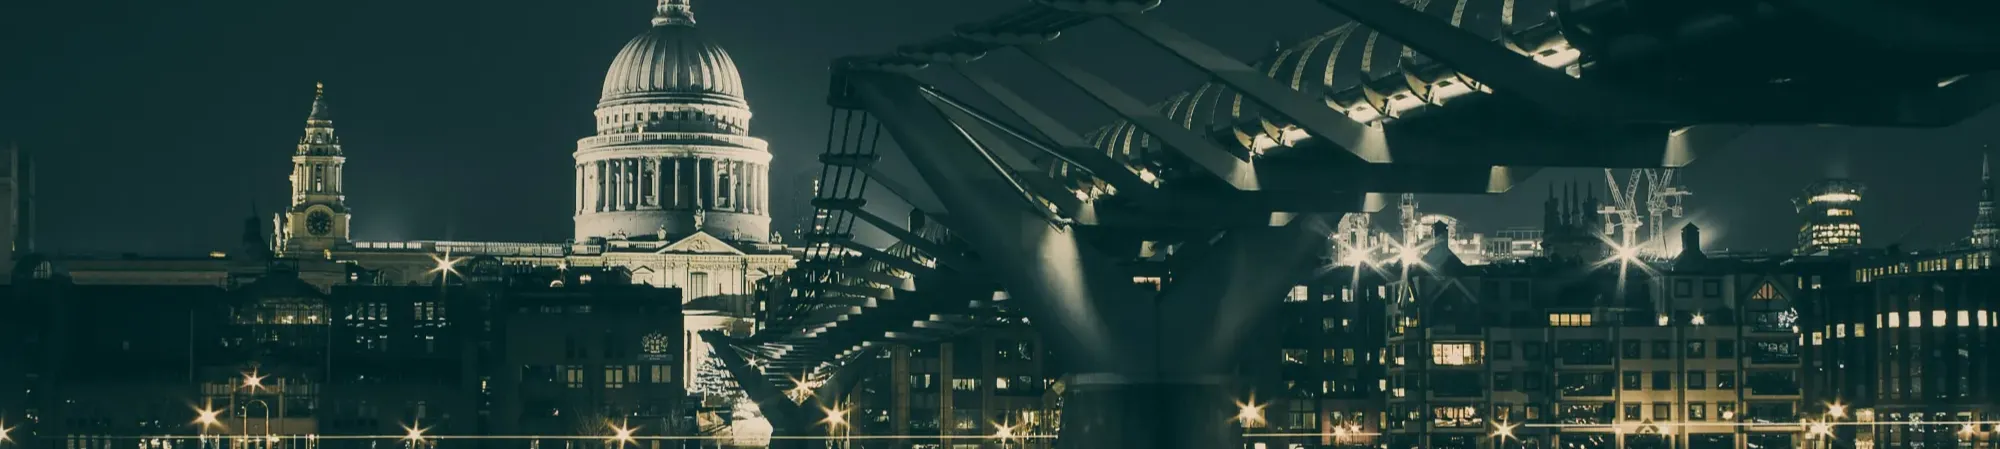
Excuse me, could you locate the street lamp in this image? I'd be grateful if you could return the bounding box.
[821,406,849,449]
[402,423,429,449]
[243,370,267,391]
[1,421,13,445]
[609,423,637,448]
[1492,422,1517,447]
[993,423,1022,449]
[1236,398,1265,428]
[1827,402,1848,419]
[195,406,222,449]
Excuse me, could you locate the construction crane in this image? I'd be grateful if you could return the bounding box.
[1644,169,1692,257]
[1598,169,1694,259]
[1599,169,1644,250]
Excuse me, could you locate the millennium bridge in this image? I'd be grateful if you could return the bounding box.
[702,0,2000,448]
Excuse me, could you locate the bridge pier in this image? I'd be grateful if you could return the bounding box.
[843,69,1333,449]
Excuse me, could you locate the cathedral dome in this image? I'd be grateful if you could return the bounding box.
[598,0,745,109]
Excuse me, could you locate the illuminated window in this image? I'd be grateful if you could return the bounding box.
[1959,311,1971,327]
[1909,311,1921,328]
[1855,324,1866,337]
[1933,310,1947,327]
[1549,313,1592,327]
[1836,324,1846,338]
[604,366,630,389]
[1826,209,1853,216]
[564,366,584,389]
[1811,332,1822,345]
[1888,313,1900,328]
[1133,276,1163,291]
[1751,282,1780,300]
[1286,285,1309,302]
[1982,311,1992,327]
[1432,406,1483,428]
[1432,343,1482,366]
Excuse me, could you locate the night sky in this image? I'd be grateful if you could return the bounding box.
[4,0,1995,256]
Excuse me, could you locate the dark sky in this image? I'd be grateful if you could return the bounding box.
[3,0,1994,256]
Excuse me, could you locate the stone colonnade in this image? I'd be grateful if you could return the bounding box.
[576,157,768,215]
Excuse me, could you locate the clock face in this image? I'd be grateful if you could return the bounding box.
[306,211,334,236]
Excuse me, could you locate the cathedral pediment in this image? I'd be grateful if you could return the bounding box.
[659,232,745,255]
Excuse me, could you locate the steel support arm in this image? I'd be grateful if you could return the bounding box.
[1312,0,1684,123]
[1111,13,1388,163]
[698,331,809,439]
[948,64,1161,198]
[838,206,982,271]
[844,69,1130,370]
[832,238,947,279]
[850,68,1292,449]
[832,265,913,289]
[850,163,951,215]
[1015,44,1262,190]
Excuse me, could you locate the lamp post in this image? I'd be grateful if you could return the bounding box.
[610,423,637,449]
[993,422,1020,449]
[821,406,849,449]
[1824,402,1847,449]
[1808,420,1834,449]
[1491,422,1516,449]
[244,400,273,449]
[402,422,428,449]
[196,406,223,449]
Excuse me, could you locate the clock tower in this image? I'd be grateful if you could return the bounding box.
[280,82,351,254]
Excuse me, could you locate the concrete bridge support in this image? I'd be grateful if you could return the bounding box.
[842,69,1335,449]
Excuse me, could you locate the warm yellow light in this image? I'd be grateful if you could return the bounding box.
[610,423,637,445]
[993,423,1018,441]
[402,424,427,441]
[243,371,266,390]
[194,406,222,427]
[1342,249,1373,266]
[1961,424,1979,435]
[821,406,848,428]
[265,436,279,444]
[1492,422,1516,439]
[430,253,460,275]
[1397,245,1421,264]
[1614,244,1641,262]
[1827,402,1847,419]
[1236,399,1265,427]
[1,422,12,443]
[1690,313,1707,326]
[1808,421,1833,437]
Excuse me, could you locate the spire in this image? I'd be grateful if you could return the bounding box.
[307,82,331,124]
[653,0,695,26]
[1973,145,1998,247]
[297,82,341,156]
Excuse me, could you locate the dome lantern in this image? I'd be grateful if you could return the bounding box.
[653,0,695,26]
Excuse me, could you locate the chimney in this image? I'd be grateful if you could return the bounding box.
[1674,223,1709,270]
